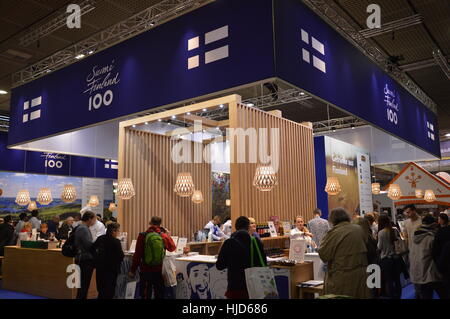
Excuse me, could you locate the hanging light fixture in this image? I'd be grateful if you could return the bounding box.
[61,184,77,203]
[108,202,117,212]
[117,178,136,200]
[27,201,38,212]
[415,189,424,199]
[15,190,31,206]
[325,177,341,195]
[226,199,231,206]
[174,172,195,197]
[253,165,278,191]
[191,190,204,204]
[387,184,402,200]
[371,183,381,195]
[37,187,53,205]
[88,195,100,207]
[424,189,436,203]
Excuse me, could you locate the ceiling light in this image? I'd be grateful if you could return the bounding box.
[351,124,355,129]
[132,124,136,128]
[158,119,162,122]
[300,92,305,95]
[172,115,176,119]
[145,122,148,125]
[219,104,224,108]
[186,112,191,115]
[202,108,207,112]
[75,54,85,60]
[445,133,450,137]
[246,103,254,107]
[332,127,336,132]
[88,50,94,54]
[0,90,7,95]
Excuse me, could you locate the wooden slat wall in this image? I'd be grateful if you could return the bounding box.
[121,129,211,242]
[229,103,317,224]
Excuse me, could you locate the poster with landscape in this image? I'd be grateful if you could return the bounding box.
[212,172,230,222]
[0,172,113,221]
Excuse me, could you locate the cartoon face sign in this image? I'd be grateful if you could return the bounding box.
[187,263,211,299]
[209,265,228,299]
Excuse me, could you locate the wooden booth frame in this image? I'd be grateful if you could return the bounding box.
[118,94,317,243]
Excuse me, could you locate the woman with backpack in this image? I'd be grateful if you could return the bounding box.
[93,222,124,299]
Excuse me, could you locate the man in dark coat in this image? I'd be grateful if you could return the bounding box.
[0,215,15,256]
[216,216,267,299]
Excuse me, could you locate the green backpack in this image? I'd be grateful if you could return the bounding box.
[142,231,165,266]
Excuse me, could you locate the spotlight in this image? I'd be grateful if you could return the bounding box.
[219,104,224,108]
[351,124,355,130]
[202,108,207,112]
[75,54,85,60]
[331,127,336,132]
[145,122,149,125]
[158,119,162,122]
[171,115,176,119]
[0,90,8,95]
[132,124,136,128]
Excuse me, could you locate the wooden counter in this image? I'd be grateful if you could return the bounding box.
[270,262,314,299]
[2,246,97,299]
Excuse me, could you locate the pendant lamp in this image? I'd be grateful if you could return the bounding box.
[191,190,204,204]
[15,190,31,206]
[415,189,424,199]
[325,177,341,195]
[253,165,278,191]
[225,199,231,206]
[27,201,38,212]
[371,183,381,195]
[424,189,436,203]
[108,202,117,212]
[174,172,195,197]
[387,184,402,200]
[37,187,53,205]
[88,195,99,207]
[117,178,136,200]
[61,184,77,203]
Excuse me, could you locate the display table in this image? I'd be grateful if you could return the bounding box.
[2,246,97,299]
[174,254,313,299]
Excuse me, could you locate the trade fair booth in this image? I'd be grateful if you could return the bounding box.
[1,0,442,299]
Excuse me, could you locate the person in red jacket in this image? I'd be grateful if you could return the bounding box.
[128,216,176,299]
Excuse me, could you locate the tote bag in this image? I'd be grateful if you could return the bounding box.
[244,236,279,299]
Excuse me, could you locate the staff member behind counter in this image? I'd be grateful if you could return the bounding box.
[204,215,229,241]
[290,215,316,248]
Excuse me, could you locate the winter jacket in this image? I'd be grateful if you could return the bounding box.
[319,222,371,298]
[0,223,15,256]
[93,234,124,273]
[409,223,442,284]
[432,226,450,264]
[216,230,267,291]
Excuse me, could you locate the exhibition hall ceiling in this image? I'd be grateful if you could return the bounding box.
[0,0,449,138]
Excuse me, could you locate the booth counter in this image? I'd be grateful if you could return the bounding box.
[2,246,97,299]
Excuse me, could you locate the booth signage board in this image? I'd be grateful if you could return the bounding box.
[9,0,439,159]
[274,0,440,158]
[0,132,117,179]
[314,136,373,218]
[8,0,274,147]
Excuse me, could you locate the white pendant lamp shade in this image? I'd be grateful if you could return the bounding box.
[253,165,278,191]
[88,195,100,207]
[27,201,38,212]
[191,190,204,204]
[15,190,31,206]
[108,202,117,212]
[424,189,436,203]
[174,172,195,197]
[325,177,341,195]
[387,184,402,200]
[371,183,381,195]
[226,199,231,206]
[415,189,424,199]
[61,184,77,203]
[117,178,136,200]
[37,188,53,205]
